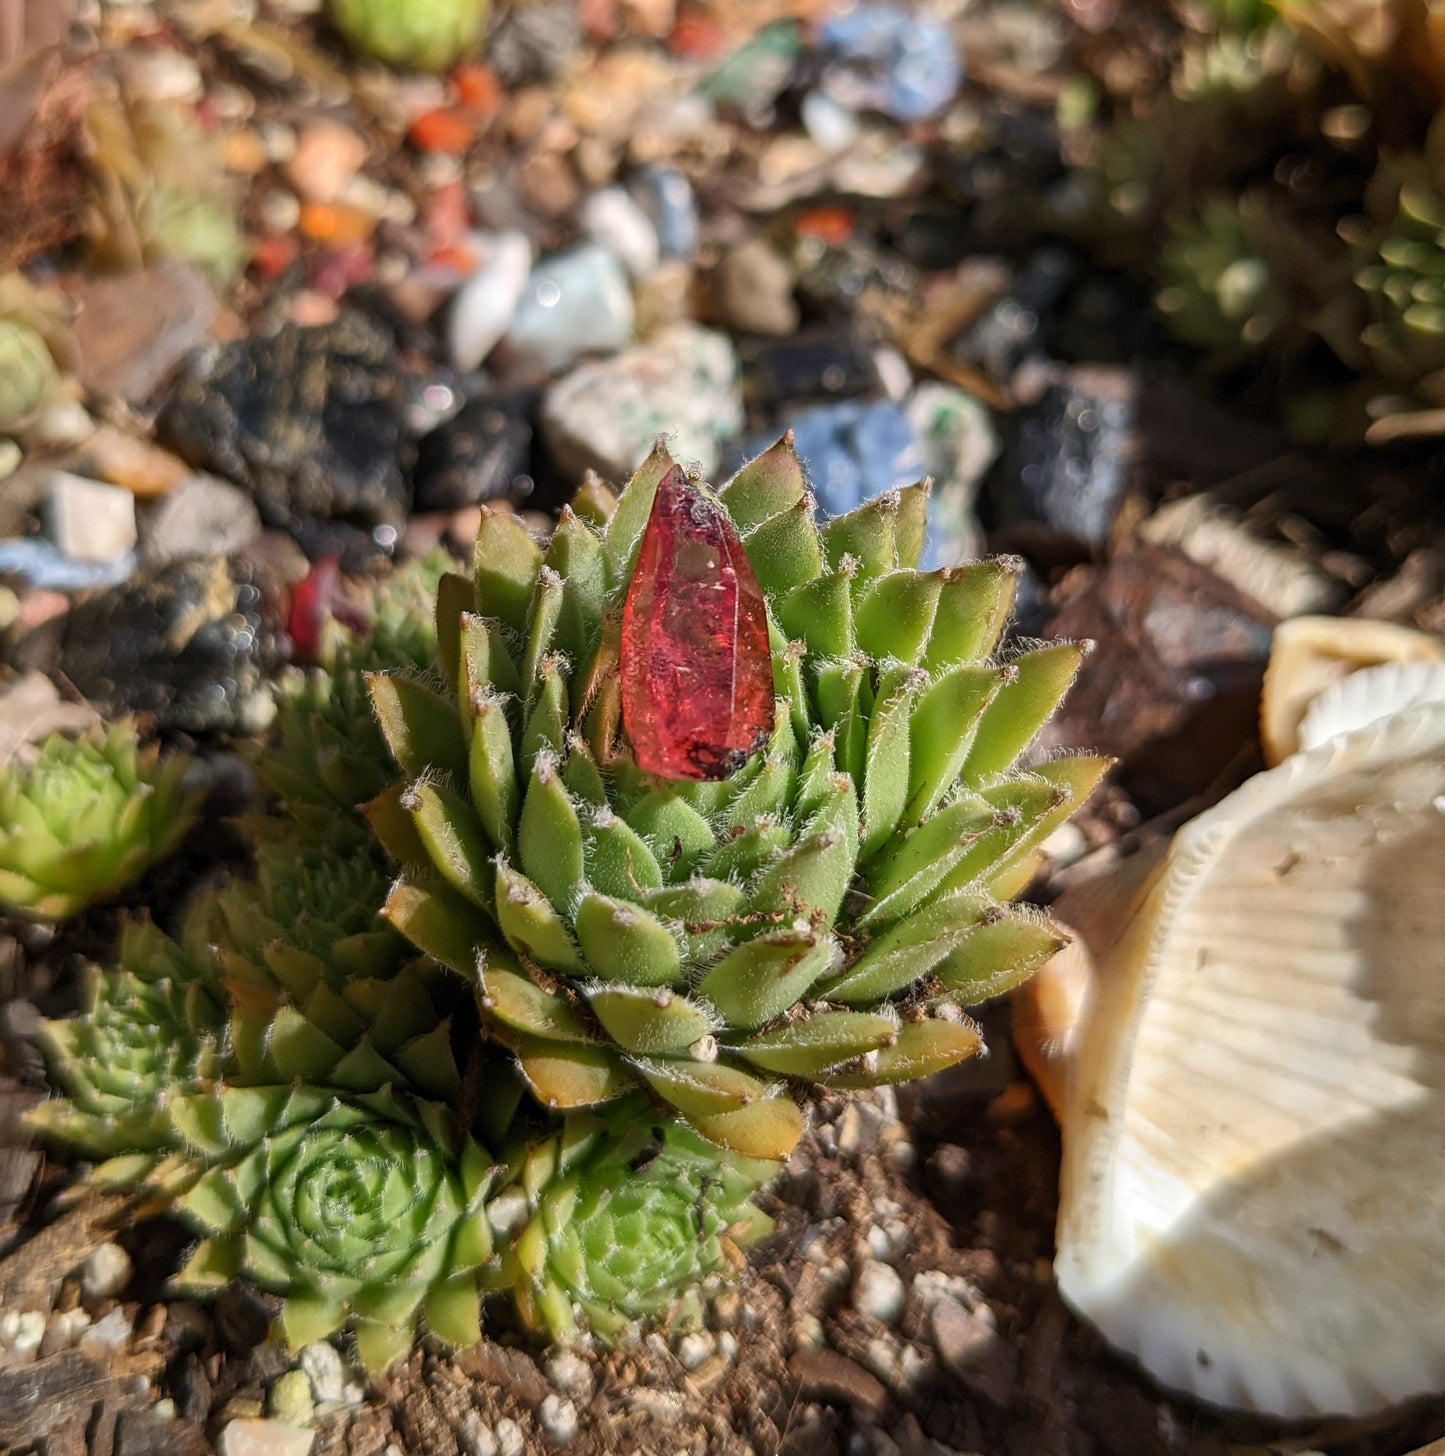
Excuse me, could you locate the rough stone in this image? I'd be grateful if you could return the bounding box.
[494,1417,526,1456]
[543,1350,594,1401]
[139,473,262,565]
[788,1348,889,1418]
[709,239,799,337]
[929,1296,1016,1407]
[78,1243,132,1300]
[71,262,218,405]
[60,557,278,735]
[157,310,413,535]
[413,395,533,511]
[541,324,741,482]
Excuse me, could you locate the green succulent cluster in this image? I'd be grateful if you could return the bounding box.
[0,723,202,922]
[368,438,1101,1164]
[1355,124,1445,398]
[29,443,1097,1366]
[326,0,489,71]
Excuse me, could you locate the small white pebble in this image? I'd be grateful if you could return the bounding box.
[215,1418,314,1456]
[460,1412,499,1456]
[865,1224,892,1261]
[8,1310,46,1354]
[79,1307,133,1350]
[853,1260,907,1325]
[81,1242,133,1299]
[152,1399,177,1420]
[539,1394,578,1444]
[384,1445,404,1456]
[675,1331,714,1370]
[545,1350,594,1400]
[495,1417,525,1456]
[299,1341,346,1404]
[716,1331,738,1362]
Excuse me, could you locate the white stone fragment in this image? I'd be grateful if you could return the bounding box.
[80,1242,133,1299]
[539,1394,578,1444]
[852,1260,907,1325]
[44,472,137,563]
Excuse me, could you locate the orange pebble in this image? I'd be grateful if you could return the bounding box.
[428,242,479,273]
[794,204,855,248]
[453,62,502,117]
[408,107,478,156]
[298,202,376,247]
[669,14,725,59]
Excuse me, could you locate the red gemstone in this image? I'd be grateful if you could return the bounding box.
[620,466,774,780]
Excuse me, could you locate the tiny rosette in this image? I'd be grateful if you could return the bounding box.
[0,723,201,922]
[170,1085,497,1370]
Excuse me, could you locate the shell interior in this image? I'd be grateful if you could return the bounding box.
[1054,702,1445,1418]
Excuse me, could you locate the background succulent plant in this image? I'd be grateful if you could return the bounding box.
[371,438,1104,1165]
[326,0,489,71]
[0,722,202,922]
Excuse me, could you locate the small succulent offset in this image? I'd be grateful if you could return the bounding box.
[0,723,202,922]
[30,439,1098,1366]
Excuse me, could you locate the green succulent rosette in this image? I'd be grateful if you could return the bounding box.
[327,0,489,71]
[0,722,202,922]
[168,1084,497,1370]
[28,917,226,1163]
[370,438,1104,1165]
[502,1098,775,1343]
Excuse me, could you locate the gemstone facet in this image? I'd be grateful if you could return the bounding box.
[620,466,774,780]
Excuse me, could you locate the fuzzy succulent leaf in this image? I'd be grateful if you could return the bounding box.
[377,437,1101,1161]
[0,723,201,922]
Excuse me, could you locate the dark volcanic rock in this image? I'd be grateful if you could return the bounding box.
[413,395,534,511]
[60,557,280,734]
[157,310,413,537]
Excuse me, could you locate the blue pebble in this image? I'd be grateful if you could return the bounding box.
[818,6,961,123]
[0,538,136,592]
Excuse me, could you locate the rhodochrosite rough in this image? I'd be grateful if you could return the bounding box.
[620,464,774,779]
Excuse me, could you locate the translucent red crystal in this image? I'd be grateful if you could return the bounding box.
[620,466,774,781]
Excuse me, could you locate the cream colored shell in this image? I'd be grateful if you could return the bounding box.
[1052,697,1445,1417]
